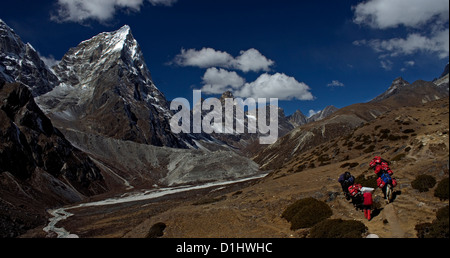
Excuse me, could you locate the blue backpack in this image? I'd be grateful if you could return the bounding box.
[380,173,392,184]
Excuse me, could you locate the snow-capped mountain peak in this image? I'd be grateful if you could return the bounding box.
[36,25,187,148]
[370,77,410,103]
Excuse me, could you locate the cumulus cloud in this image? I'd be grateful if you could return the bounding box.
[235,73,314,101]
[327,80,345,87]
[199,68,314,101]
[353,0,449,60]
[234,49,275,73]
[172,48,234,69]
[172,47,274,73]
[354,29,449,59]
[51,0,177,23]
[201,68,246,94]
[353,0,449,29]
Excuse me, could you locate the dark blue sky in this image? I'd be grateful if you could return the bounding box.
[1,0,448,116]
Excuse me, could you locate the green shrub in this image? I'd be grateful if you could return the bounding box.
[380,129,390,134]
[388,134,401,141]
[295,164,307,173]
[364,145,376,153]
[403,129,415,134]
[436,205,449,221]
[411,175,437,192]
[415,205,449,238]
[282,198,332,230]
[146,222,166,238]
[354,144,365,150]
[318,155,330,162]
[309,219,367,238]
[434,178,449,200]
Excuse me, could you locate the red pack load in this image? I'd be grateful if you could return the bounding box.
[348,184,362,197]
[377,177,385,188]
[363,192,373,206]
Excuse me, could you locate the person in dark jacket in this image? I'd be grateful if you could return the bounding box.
[338,171,355,200]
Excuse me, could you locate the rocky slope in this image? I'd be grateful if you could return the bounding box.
[61,128,262,188]
[254,69,449,171]
[308,105,339,122]
[0,19,59,96]
[0,80,106,237]
[32,96,448,238]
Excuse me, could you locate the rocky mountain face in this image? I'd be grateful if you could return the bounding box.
[287,109,308,127]
[0,21,263,199]
[0,19,59,96]
[370,77,410,103]
[198,91,298,156]
[254,68,449,170]
[0,80,106,237]
[36,25,189,148]
[287,105,339,128]
[308,105,339,122]
[434,63,449,91]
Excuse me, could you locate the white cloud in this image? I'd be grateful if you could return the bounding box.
[353,0,449,29]
[400,60,416,72]
[172,47,274,73]
[308,110,319,118]
[201,68,246,94]
[235,73,314,101]
[148,0,177,6]
[353,0,449,61]
[40,54,60,68]
[234,49,274,73]
[356,29,449,59]
[327,80,345,87]
[51,0,177,23]
[173,48,234,69]
[404,60,415,67]
[380,59,393,70]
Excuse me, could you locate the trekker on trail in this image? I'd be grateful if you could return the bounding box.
[338,172,355,200]
[370,156,393,177]
[348,183,364,208]
[370,156,398,201]
[361,187,374,221]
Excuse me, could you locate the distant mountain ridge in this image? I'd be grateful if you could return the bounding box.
[254,67,449,170]
[287,105,339,127]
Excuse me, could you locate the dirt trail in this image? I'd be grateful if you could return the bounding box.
[383,204,406,238]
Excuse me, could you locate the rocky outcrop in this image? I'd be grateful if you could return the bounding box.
[287,110,308,127]
[0,19,59,96]
[0,80,106,237]
[308,105,339,122]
